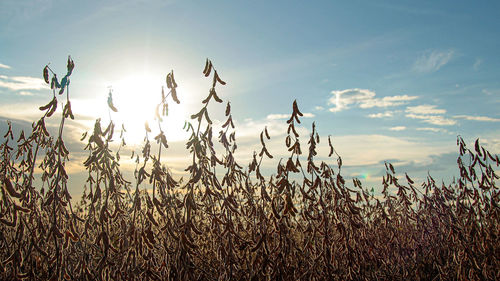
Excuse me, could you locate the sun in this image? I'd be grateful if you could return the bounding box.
[108,73,190,145]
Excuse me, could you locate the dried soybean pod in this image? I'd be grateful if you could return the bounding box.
[39,97,55,111]
[13,204,30,213]
[4,178,21,198]
[80,132,88,141]
[171,88,180,104]
[146,211,159,227]
[203,59,210,75]
[328,136,334,157]
[46,100,57,117]
[225,102,231,116]
[166,73,172,89]
[204,60,212,77]
[405,173,414,184]
[67,56,75,74]
[43,66,50,83]
[292,99,303,116]
[170,70,178,88]
[211,88,223,103]
[204,108,212,124]
[215,71,226,85]
[263,147,273,159]
[251,234,265,252]
[0,211,16,227]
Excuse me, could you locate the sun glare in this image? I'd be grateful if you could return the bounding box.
[107,74,190,145]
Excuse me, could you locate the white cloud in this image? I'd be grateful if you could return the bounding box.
[328,88,374,112]
[266,114,289,120]
[266,112,314,120]
[416,127,448,133]
[453,115,500,122]
[406,113,456,126]
[406,104,446,115]
[368,111,394,118]
[0,63,11,69]
[405,104,455,126]
[360,95,417,109]
[314,106,324,111]
[0,75,47,91]
[389,126,406,131]
[413,49,455,73]
[328,88,418,112]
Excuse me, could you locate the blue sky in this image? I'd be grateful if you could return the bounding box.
[1,0,499,195]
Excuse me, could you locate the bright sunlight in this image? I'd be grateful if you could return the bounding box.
[106,73,190,145]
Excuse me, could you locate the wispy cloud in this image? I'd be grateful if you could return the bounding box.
[18,91,34,96]
[361,95,417,108]
[482,89,498,96]
[314,106,324,111]
[328,88,417,112]
[406,113,456,126]
[389,126,406,131]
[0,75,47,91]
[266,112,314,120]
[368,111,394,118]
[413,49,455,73]
[405,104,455,126]
[416,127,448,133]
[0,63,11,69]
[454,115,500,122]
[406,105,446,115]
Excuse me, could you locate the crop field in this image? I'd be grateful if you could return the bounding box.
[0,58,499,280]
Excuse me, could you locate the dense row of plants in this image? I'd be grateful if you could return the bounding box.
[0,57,498,280]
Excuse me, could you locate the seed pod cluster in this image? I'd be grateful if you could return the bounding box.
[0,58,498,280]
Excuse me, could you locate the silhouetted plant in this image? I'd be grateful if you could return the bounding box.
[0,57,498,280]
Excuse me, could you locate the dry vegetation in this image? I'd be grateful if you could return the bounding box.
[1,57,499,280]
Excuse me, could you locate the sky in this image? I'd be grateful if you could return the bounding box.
[1,0,499,197]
